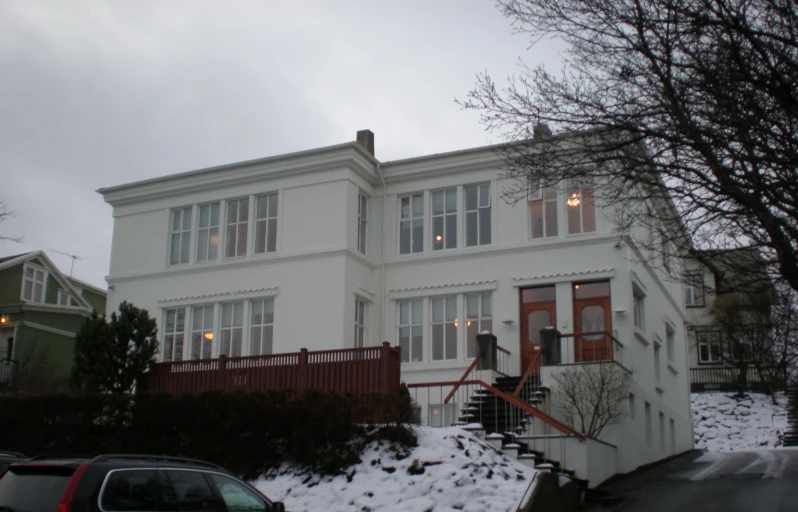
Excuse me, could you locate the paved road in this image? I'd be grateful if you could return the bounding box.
[619,449,798,512]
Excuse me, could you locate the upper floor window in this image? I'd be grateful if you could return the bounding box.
[190,304,214,360]
[684,271,704,306]
[357,193,368,254]
[466,293,492,358]
[431,296,458,360]
[169,207,192,265]
[255,193,278,254]
[530,180,558,239]
[399,194,424,254]
[661,231,673,273]
[465,184,491,246]
[163,308,186,362]
[220,301,244,357]
[698,331,721,363]
[566,181,595,235]
[398,299,423,363]
[666,324,676,362]
[354,298,366,348]
[250,298,274,356]
[633,287,645,330]
[225,199,249,258]
[22,266,46,303]
[196,203,220,262]
[57,290,70,306]
[432,188,457,250]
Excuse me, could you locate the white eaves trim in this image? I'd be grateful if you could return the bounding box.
[157,286,279,306]
[511,268,615,287]
[388,279,497,300]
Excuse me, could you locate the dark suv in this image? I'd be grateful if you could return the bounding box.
[0,454,286,512]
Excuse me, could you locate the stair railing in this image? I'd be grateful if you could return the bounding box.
[513,349,542,399]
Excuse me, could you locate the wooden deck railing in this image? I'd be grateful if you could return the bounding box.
[139,342,401,396]
[690,366,783,391]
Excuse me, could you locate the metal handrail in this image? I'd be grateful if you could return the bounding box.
[444,353,483,404]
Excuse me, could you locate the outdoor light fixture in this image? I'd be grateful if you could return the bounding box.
[567,192,581,207]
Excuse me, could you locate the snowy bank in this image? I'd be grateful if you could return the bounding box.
[253,426,538,512]
[691,392,788,452]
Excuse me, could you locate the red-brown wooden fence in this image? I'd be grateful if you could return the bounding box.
[139,342,402,397]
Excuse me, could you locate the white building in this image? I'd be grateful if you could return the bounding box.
[99,130,694,485]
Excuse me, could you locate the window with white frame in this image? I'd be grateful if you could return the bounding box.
[190,305,214,360]
[169,207,192,265]
[684,271,704,307]
[250,299,274,356]
[633,287,645,330]
[698,331,722,363]
[466,293,492,358]
[429,403,457,427]
[659,411,666,450]
[566,180,596,235]
[432,188,457,250]
[399,194,424,254]
[398,299,423,363]
[163,308,186,362]
[645,401,652,447]
[22,266,46,303]
[354,298,366,348]
[220,302,244,357]
[465,184,491,246]
[357,193,368,254]
[196,203,220,262]
[255,193,278,254]
[225,198,249,258]
[529,180,558,239]
[431,296,458,360]
[654,343,662,384]
[666,324,676,363]
[57,290,70,306]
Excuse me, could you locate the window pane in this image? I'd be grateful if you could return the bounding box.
[445,214,457,249]
[445,322,457,359]
[170,234,181,265]
[400,197,410,219]
[432,324,443,360]
[161,470,221,510]
[567,198,581,234]
[180,232,190,264]
[399,327,410,363]
[210,474,267,510]
[268,194,278,218]
[197,230,209,261]
[238,199,249,222]
[479,210,491,245]
[399,301,409,325]
[545,201,558,237]
[267,218,277,252]
[255,221,267,253]
[466,295,479,318]
[432,298,443,322]
[33,283,43,303]
[574,281,610,299]
[479,184,490,207]
[530,202,544,239]
[466,212,478,246]
[522,286,556,303]
[100,470,158,511]
[226,225,237,257]
[482,295,492,316]
[222,304,232,327]
[432,191,444,215]
[199,205,210,227]
[445,189,457,212]
[400,221,411,254]
[412,219,423,252]
[237,224,247,256]
[432,216,444,250]
[182,208,192,230]
[257,195,269,219]
[227,201,238,223]
[208,228,218,259]
[412,195,423,217]
[465,186,478,210]
[412,299,422,321]
[582,188,596,233]
[172,210,181,232]
[445,296,457,321]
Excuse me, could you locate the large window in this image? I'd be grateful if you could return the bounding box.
[255,193,278,254]
[163,308,186,362]
[465,184,491,246]
[466,293,492,358]
[666,324,676,363]
[354,298,366,348]
[225,198,249,258]
[398,299,423,363]
[431,296,458,360]
[566,181,596,235]
[654,343,662,385]
[250,299,274,356]
[633,288,645,330]
[399,194,424,254]
[698,331,722,363]
[432,188,457,250]
[196,203,220,262]
[190,305,214,360]
[684,272,704,307]
[358,193,368,254]
[530,180,558,239]
[169,207,192,265]
[22,266,46,303]
[220,302,244,357]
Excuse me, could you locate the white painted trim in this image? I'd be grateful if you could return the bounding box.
[19,321,77,338]
[512,269,615,288]
[389,280,497,300]
[157,286,279,306]
[13,303,92,318]
[20,262,48,304]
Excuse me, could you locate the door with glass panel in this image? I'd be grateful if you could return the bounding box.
[573,281,612,362]
[519,286,557,373]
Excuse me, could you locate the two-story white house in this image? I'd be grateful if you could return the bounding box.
[99,129,694,486]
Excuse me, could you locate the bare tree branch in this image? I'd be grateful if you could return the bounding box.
[0,198,21,244]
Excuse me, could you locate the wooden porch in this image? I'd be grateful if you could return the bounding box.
[139,342,402,396]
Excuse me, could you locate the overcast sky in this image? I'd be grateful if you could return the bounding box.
[0,0,564,288]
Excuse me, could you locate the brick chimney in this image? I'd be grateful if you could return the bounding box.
[356,129,375,156]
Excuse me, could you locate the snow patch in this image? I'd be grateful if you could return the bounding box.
[691,392,788,452]
[252,426,539,512]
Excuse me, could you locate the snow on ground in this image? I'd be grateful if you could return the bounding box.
[691,392,789,452]
[252,426,538,512]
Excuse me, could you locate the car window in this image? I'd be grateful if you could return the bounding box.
[0,465,74,510]
[209,474,268,511]
[100,469,158,511]
[160,470,225,511]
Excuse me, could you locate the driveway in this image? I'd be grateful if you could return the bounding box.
[618,449,798,512]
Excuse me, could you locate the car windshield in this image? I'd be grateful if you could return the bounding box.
[0,465,75,511]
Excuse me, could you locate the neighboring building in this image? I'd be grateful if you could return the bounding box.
[0,251,107,392]
[99,130,693,485]
[683,248,777,392]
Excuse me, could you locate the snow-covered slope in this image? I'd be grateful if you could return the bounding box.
[691,392,789,452]
[253,427,538,512]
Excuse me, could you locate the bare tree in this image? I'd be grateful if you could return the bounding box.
[460,0,798,292]
[0,198,21,243]
[550,362,632,438]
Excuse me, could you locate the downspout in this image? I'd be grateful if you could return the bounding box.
[377,162,387,343]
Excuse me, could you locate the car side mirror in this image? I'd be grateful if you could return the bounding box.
[272,502,285,512]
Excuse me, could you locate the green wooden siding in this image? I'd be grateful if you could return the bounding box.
[0,265,22,304]
[80,288,107,314]
[44,273,60,304]
[22,310,87,333]
[13,323,75,391]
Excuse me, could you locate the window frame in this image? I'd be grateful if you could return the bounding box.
[665,324,676,363]
[98,468,159,512]
[399,193,425,254]
[21,264,47,303]
[529,179,559,239]
[397,298,424,364]
[190,304,215,360]
[431,295,458,361]
[219,301,245,357]
[56,289,71,306]
[465,293,492,359]
[684,271,705,307]
[196,202,221,263]
[354,298,366,348]
[357,192,368,255]
[224,197,250,259]
[661,230,673,273]
[565,180,596,235]
[697,331,722,364]
[249,298,275,356]
[254,192,279,255]
[632,286,645,331]
[431,188,458,251]
[162,308,186,362]
[169,206,193,266]
[464,183,491,247]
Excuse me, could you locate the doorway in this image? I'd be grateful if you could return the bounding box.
[573,281,612,361]
[520,286,556,373]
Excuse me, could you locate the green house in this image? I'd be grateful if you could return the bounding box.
[0,251,106,393]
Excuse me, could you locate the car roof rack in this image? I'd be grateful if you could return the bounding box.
[0,452,26,458]
[25,455,92,462]
[91,454,224,470]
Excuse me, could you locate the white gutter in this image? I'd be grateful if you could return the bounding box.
[378,162,388,342]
